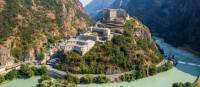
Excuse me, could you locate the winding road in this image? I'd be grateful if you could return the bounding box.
[46,37,200,83]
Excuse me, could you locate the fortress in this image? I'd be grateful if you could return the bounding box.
[47,8,128,65]
[103,8,130,24]
[53,27,111,56]
[59,9,128,55]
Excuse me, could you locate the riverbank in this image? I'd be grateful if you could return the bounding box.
[1,64,198,87]
[1,37,200,87]
[78,65,198,87]
[47,61,172,83]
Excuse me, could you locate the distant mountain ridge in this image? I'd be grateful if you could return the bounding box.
[119,0,200,52]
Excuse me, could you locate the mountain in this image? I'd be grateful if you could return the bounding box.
[82,0,200,52]
[0,0,91,63]
[119,0,200,52]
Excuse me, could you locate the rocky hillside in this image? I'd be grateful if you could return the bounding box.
[0,0,91,63]
[113,0,200,52]
[82,0,200,52]
[55,18,163,75]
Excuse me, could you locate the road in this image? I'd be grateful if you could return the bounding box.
[46,65,134,82]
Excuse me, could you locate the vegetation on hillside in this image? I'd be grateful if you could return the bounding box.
[0,64,48,84]
[0,0,91,61]
[37,75,77,87]
[55,18,164,76]
[121,62,172,82]
[172,82,196,87]
[65,73,109,84]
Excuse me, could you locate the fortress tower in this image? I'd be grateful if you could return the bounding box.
[103,8,129,24]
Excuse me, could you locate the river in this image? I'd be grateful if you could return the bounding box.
[1,37,200,87]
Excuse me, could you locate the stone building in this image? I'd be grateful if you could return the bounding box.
[88,27,111,40]
[61,38,95,55]
[103,8,129,24]
[78,32,100,41]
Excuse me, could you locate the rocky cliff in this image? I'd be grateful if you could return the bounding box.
[83,0,200,52]
[113,0,200,52]
[0,0,91,63]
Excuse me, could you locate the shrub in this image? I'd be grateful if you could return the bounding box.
[94,75,109,83]
[65,73,80,84]
[0,75,5,84]
[5,69,18,80]
[121,73,136,82]
[80,75,94,84]
[172,82,195,87]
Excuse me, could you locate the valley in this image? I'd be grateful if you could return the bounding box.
[83,0,200,53]
[0,0,200,87]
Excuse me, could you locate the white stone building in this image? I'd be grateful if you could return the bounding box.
[78,32,100,41]
[103,8,130,24]
[61,38,95,55]
[88,27,111,40]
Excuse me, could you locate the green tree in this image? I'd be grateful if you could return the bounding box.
[65,73,80,84]
[11,47,22,59]
[94,75,109,83]
[121,73,136,82]
[149,65,157,76]
[31,67,40,75]
[39,75,51,83]
[172,82,195,87]
[38,75,52,87]
[38,66,48,75]
[27,68,35,78]
[5,69,18,80]
[36,51,45,61]
[19,64,29,77]
[80,75,94,84]
[0,75,5,84]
